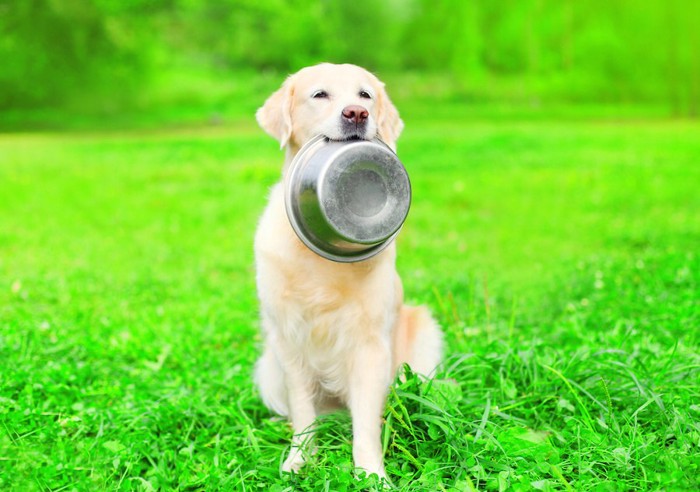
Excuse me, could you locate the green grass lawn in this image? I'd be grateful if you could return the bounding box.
[1,107,698,491]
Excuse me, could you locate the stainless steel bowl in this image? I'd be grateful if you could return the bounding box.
[285,135,411,262]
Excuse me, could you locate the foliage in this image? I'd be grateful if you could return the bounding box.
[1,106,698,489]
[0,0,158,109]
[1,0,698,113]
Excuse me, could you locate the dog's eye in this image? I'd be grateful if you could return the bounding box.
[312,90,329,99]
[359,90,372,99]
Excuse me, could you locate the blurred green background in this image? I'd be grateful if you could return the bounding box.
[1,0,699,129]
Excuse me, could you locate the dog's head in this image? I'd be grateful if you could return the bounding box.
[256,63,404,154]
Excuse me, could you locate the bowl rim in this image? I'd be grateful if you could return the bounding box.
[284,135,408,263]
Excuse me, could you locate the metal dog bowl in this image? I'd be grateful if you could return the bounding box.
[285,135,411,262]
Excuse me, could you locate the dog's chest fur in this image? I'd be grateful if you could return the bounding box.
[255,183,399,393]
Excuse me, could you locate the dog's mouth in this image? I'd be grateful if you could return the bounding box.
[329,135,364,142]
[323,133,372,143]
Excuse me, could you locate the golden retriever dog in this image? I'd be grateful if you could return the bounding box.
[253,63,443,479]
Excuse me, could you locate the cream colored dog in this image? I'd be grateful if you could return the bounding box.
[254,63,443,479]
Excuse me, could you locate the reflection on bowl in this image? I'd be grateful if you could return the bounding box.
[285,135,411,262]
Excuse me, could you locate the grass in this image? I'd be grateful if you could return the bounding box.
[0,100,698,490]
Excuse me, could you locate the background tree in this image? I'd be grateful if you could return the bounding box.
[0,0,695,115]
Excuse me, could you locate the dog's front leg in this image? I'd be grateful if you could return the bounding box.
[281,363,317,473]
[348,340,392,479]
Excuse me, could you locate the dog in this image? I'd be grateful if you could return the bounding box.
[253,63,443,479]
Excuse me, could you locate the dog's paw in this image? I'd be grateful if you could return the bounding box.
[353,447,387,481]
[281,446,306,473]
[355,466,392,489]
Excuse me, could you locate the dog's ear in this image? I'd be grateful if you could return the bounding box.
[375,83,404,149]
[256,77,294,148]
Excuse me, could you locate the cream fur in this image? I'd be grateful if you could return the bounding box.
[253,63,443,479]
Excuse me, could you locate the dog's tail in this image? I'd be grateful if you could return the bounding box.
[393,305,444,377]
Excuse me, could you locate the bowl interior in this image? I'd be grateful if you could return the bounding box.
[285,136,411,262]
[319,144,410,244]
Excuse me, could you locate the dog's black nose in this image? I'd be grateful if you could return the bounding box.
[342,105,369,124]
